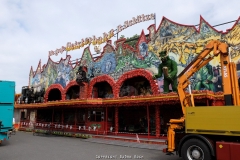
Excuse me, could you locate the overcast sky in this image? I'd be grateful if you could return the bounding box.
[0,0,239,93]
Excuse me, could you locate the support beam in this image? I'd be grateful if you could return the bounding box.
[115,107,118,135]
[155,106,160,138]
[62,109,64,126]
[52,108,54,124]
[105,107,108,135]
[75,108,77,132]
[147,105,150,140]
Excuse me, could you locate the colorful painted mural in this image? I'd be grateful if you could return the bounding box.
[147,16,240,92]
[29,16,240,93]
[29,55,78,91]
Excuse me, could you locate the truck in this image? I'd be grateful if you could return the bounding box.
[164,40,240,160]
[0,80,15,144]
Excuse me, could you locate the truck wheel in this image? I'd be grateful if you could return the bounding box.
[181,139,212,160]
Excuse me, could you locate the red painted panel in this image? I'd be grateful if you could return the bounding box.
[216,141,240,160]
[230,142,240,160]
[216,141,231,160]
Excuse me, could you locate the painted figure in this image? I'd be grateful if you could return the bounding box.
[101,53,116,74]
[32,73,42,93]
[153,51,178,93]
[194,63,215,91]
[139,42,148,59]
[55,72,66,87]
[160,22,172,37]
[61,57,72,86]
[105,60,112,73]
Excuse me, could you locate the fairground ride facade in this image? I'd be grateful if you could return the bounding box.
[14,15,240,139]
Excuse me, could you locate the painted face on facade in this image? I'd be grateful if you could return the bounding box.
[57,72,62,79]
[159,51,168,62]
[105,61,112,73]
[139,42,148,58]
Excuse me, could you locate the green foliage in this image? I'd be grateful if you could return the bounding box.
[25,128,33,132]
[75,133,91,139]
[120,34,139,48]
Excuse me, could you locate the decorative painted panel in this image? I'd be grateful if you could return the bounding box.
[29,16,240,93]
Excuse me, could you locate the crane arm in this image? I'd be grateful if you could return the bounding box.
[177,40,229,116]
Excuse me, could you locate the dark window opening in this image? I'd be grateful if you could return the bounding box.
[118,107,148,134]
[92,82,113,98]
[66,85,80,100]
[37,109,52,122]
[76,109,85,126]
[107,108,114,122]
[48,89,61,101]
[119,76,152,97]
[160,104,182,134]
[21,111,26,120]
[53,109,62,123]
[88,109,104,122]
[63,109,75,125]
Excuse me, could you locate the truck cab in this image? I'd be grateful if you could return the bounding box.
[0,81,15,144]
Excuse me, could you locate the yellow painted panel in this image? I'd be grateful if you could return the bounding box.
[186,106,240,136]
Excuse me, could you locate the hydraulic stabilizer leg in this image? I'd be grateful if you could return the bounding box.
[166,118,185,153]
[167,124,177,152]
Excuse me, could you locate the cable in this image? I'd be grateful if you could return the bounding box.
[195,20,237,27]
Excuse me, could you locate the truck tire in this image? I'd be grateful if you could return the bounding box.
[181,138,212,160]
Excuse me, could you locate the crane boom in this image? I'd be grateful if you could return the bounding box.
[178,40,232,116]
